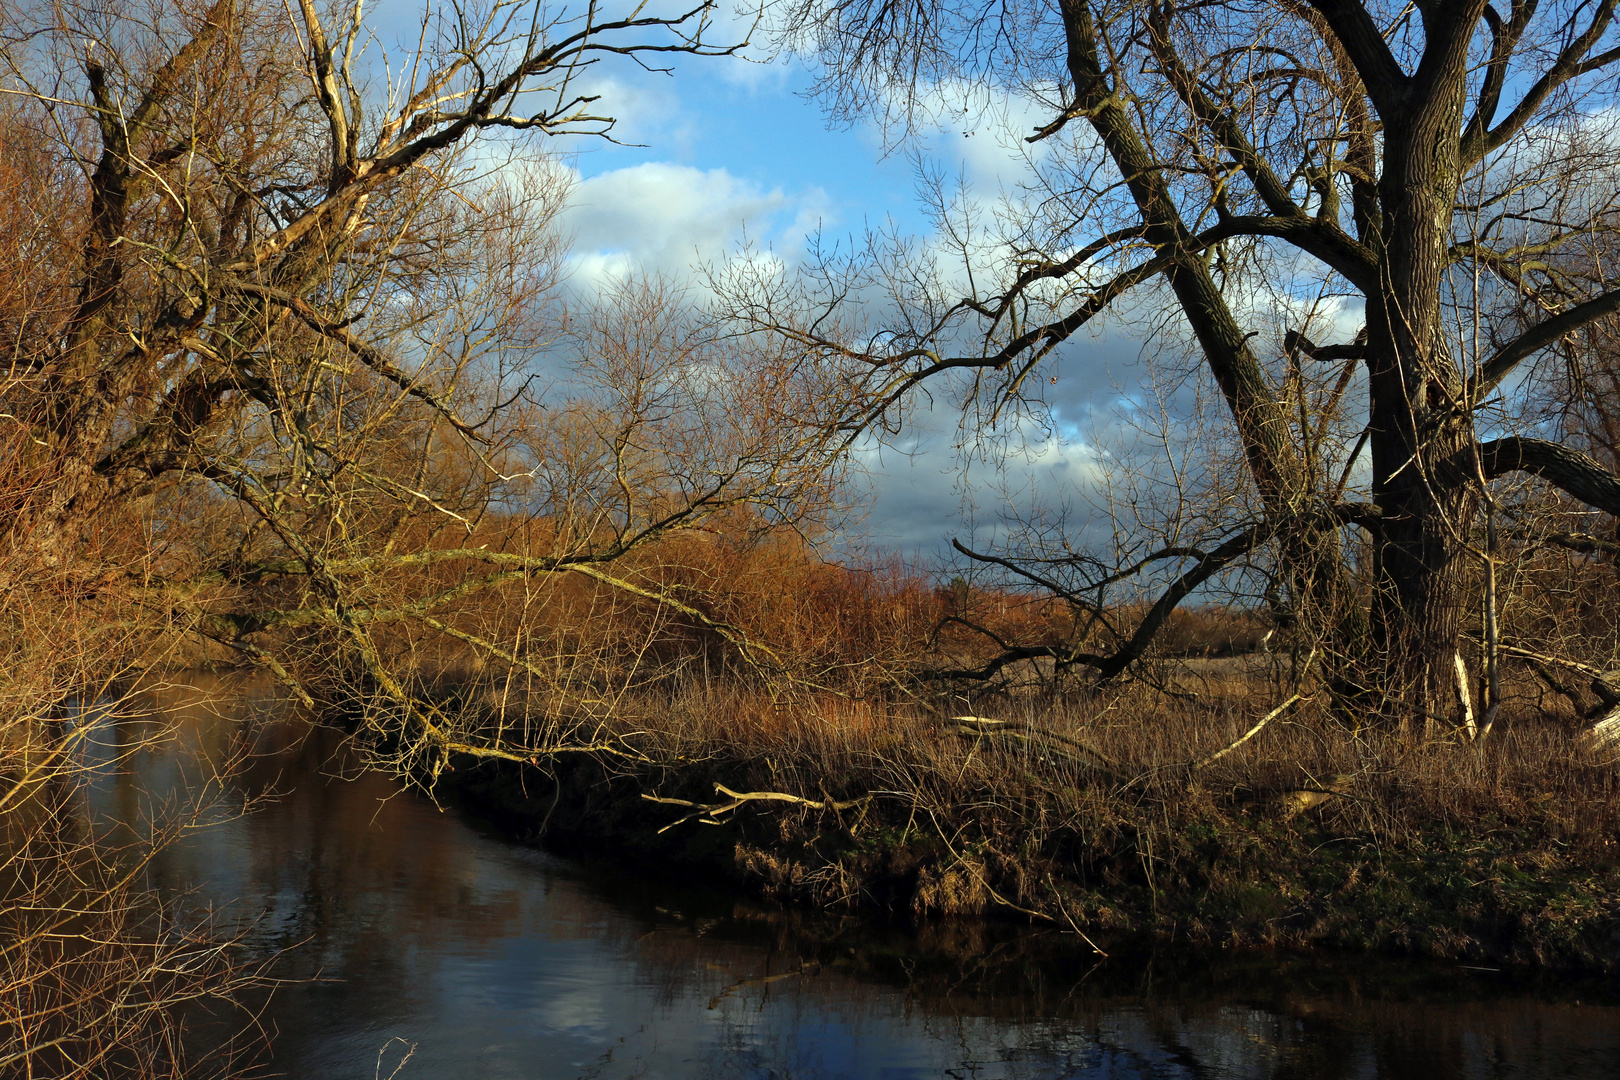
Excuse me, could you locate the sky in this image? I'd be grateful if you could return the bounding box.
[356,2,1231,560]
[331,3,1616,569]
[549,16,1170,557]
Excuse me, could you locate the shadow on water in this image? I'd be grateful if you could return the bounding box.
[83,674,1620,1079]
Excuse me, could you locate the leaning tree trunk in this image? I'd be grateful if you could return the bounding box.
[1058,0,1368,678]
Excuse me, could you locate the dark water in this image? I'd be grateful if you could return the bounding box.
[78,677,1620,1079]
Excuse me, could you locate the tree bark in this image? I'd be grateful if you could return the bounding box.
[1328,0,1482,724]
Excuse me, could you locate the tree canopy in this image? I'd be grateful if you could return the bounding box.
[737,0,1620,724]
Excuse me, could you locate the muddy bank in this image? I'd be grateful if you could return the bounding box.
[434,748,1620,976]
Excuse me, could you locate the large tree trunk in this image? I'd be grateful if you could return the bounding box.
[1360,47,1477,727]
[1364,450,1477,726]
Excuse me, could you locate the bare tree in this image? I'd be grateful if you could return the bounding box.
[736,0,1620,724]
[2,0,739,556]
[0,0,867,775]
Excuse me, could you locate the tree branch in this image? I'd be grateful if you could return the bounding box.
[1302,0,1409,117]
[1480,436,1620,515]
[1464,0,1620,165]
[1470,288,1620,403]
[224,278,481,438]
[931,522,1272,684]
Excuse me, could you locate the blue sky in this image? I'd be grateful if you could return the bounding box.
[472,9,1557,563]
[525,21,1130,556]
[358,2,1179,557]
[564,53,931,245]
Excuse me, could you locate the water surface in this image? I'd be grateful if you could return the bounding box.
[83,676,1620,1079]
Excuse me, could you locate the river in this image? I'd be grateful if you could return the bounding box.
[72,675,1620,1079]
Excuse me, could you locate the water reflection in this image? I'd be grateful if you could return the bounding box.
[94,676,1620,1079]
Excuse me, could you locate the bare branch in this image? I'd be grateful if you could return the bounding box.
[1480,436,1620,516]
[1470,289,1620,403]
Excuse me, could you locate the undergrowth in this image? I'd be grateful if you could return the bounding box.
[433,672,1620,972]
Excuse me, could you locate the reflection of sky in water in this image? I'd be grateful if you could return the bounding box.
[80,678,1620,1080]
[285,848,1106,1080]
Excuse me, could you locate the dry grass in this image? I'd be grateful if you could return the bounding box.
[435,661,1620,970]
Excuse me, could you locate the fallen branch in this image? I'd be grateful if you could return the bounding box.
[1190,649,1317,770]
[1500,644,1620,706]
[1584,704,1620,754]
[1189,692,1304,770]
[1270,775,1366,819]
[946,715,1120,776]
[643,783,874,833]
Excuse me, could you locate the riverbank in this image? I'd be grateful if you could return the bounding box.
[428,685,1620,975]
[85,686,1620,1079]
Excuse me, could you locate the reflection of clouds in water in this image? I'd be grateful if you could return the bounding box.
[1097,1006,1282,1077]
[412,909,1117,1079]
[526,977,616,1039]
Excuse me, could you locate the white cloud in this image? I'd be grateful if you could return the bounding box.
[922,90,1058,193]
[703,3,793,88]
[848,77,1067,201]
[848,389,1116,555]
[561,162,828,288]
[562,74,686,150]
